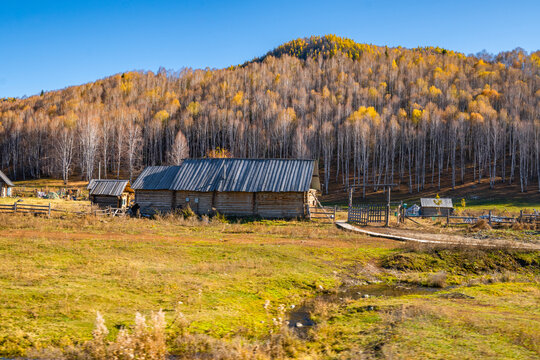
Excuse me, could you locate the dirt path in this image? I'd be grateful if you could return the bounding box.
[336,221,540,250]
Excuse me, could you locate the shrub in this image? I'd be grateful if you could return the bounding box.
[182,205,196,219]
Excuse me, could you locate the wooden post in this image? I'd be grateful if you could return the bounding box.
[348,188,354,208]
[488,210,492,226]
[333,205,336,222]
[446,211,449,226]
[13,201,17,213]
[385,186,391,227]
[48,203,51,218]
[519,210,523,223]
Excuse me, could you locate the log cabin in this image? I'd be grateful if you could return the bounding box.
[88,180,134,209]
[132,159,320,218]
[0,170,14,198]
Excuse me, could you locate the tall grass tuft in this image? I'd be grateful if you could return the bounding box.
[33,310,169,360]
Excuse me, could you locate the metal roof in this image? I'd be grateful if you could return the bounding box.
[170,159,317,192]
[132,159,320,192]
[131,166,183,190]
[420,198,453,208]
[87,179,97,190]
[0,170,14,187]
[89,180,132,197]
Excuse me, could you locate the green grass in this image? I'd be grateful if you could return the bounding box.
[0,213,538,358]
[465,198,540,214]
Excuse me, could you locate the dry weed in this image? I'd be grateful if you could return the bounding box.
[427,271,447,288]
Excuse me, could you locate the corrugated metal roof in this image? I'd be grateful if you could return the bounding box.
[89,180,131,196]
[131,166,182,190]
[170,159,317,192]
[420,198,453,208]
[0,170,14,187]
[132,159,319,192]
[87,179,97,190]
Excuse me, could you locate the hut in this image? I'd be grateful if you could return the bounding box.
[132,159,320,218]
[0,170,14,198]
[88,180,134,209]
[420,198,453,216]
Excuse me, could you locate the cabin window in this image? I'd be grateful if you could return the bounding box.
[122,197,126,206]
[185,197,190,202]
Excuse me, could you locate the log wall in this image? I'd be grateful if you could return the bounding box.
[214,192,254,216]
[91,195,120,208]
[135,190,174,213]
[135,190,309,218]
[256,192,305,218]
[175,191,213,214]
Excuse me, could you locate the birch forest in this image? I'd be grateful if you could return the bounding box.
[1,35,539,194]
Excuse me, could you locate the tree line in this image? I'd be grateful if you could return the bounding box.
[1,35,539,194]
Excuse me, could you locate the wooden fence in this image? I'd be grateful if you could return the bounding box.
[348,203,387,226]
[405,210,539,227]
[0,202,126,218]
[93,207,127,217]
[0,202,52,216]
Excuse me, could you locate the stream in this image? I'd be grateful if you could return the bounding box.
[288,283,441,336]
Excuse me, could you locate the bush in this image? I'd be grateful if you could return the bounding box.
[182,205,196,219]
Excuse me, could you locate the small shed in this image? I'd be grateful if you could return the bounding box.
[88,180,134,209]
[420,198,453,216]
[132,159,321,218]
[0,170,14,198]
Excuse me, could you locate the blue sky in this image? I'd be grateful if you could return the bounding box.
[1,0,539,98]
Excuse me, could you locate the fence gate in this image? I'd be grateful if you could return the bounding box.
[348,203,387,226]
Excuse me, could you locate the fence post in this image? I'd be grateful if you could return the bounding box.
[13,201,17,213]
[446,212,449,226]
[333,205,336,222]
[519,210,523,223]
[488,210,492,226]
[48,203,51,218]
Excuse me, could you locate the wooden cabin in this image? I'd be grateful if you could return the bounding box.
[132,159,321,218]
[88,180,134,209]
[0,170,14,198]
[420,198,454,216]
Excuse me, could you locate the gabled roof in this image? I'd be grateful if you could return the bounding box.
[132,159,320,193]
[131,166,182,190]
[89,180,133,197]
[0,170,14,187]
[420,198,453,208]
[87,179,97,190]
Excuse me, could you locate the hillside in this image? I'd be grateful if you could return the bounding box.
[1,35,539,200]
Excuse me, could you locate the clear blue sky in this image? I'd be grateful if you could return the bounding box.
[1,0,539,98]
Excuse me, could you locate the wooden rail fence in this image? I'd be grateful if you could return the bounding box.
[0,202,52,216]
[0,202,127,218]
[404,210,539,227]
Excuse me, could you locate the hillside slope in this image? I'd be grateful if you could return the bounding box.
[1,35,539,200]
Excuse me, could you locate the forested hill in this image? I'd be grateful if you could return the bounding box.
[1,35,539,196]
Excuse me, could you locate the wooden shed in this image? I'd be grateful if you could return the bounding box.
[0,170,14,198]
[132,159,321,218]
[420,198,454,216]
[88,180,134,209]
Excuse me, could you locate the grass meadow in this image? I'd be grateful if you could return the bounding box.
[0,211,538,359]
